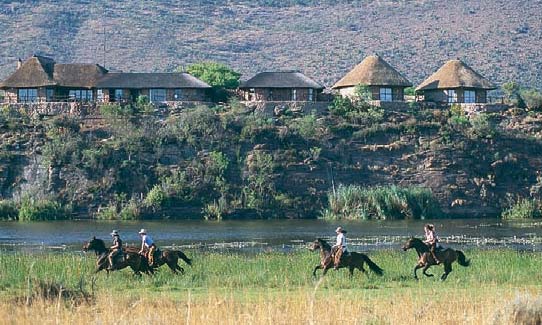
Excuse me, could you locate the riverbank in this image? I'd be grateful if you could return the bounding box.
[1,249,541,323]
[2,104,542,221]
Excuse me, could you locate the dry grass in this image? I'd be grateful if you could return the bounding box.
[1,285,540,324]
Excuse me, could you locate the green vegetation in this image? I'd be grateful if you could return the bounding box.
[0,249,540,296]
[520,88,542,111]
[18,198,70,221]
[0,248,539,325]
[323,185,441,220]
[183,62,241,102]
[502,198,542,220]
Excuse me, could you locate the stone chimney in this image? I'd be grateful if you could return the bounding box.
[16,58,22,69]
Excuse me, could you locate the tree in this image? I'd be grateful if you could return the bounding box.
[181,62,241,102]
[501,81,525,107]
[520,88,542,111]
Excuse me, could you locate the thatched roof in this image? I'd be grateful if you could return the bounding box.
[416,59,496,91]
[0,56,108,89]
[0,55,56,88]
[332,55,412,89]
[95,73,211,89]
[239,71,324,89]
[53,64,108,88]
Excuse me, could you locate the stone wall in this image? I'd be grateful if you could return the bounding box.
[240,101,330,117]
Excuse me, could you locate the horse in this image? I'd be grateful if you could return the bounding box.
[309,238,383,277]
[82,237,153,276]
[402,237,470,281]
[124,246,192,274]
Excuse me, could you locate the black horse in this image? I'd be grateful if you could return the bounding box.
[309,238,383,277]
[402,237,470,281]
[82,237,153,276]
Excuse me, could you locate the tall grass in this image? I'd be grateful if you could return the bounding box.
[502,198,542,219]
[0,249,541,324]
[323,184,441,220]
[18,198,71,221]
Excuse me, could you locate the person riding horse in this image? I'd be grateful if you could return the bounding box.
[423,224,441,264]
[107,230,123,270]
[138,229,157,267]
[331,226,349,269]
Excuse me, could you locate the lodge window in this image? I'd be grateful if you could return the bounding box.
[114,89,123,102]
[308,88,314,101]
[249,88,255,101]
[464,90,476,103]
[268,89,273,101]
[97,89,104,102]
[150,89,166,102]
[445,89,457,104]
[18,88,38,103]
[69,89,93,101]
[379,88,393,102]
[291,89,297,101]
[174,89,183,101]
[46,88,54,102]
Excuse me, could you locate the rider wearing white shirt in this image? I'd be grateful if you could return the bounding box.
[332,226,348,269]
[138,229,157,266]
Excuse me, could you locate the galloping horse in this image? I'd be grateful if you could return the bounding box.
[402,237,470,281]
[124,246,192,274]
[309,238,383,277]
[82,237,153,275]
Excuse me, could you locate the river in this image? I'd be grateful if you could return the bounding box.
[2,219,542,253]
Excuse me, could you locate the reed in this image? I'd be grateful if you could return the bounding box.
[323,184,441,220]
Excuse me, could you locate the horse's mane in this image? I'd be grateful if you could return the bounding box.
[316,238,332,250]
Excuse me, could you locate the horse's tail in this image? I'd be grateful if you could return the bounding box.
[456,250,470,267]
[362,254,384,276]
[175,251,192,266]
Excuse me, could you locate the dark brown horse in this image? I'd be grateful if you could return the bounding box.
[124,246,192,274]
[309,238,383,277]
[402,237,470,281]
[82,237,153,276]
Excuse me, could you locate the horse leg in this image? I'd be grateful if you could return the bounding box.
[312,265,323,277]
[322,264,332,276]
[441,262,452,281]
[413,264,423,280]
[422,264,434,277]
[349,265,355,277]
[167,262,178,274]
[175,264,185,274]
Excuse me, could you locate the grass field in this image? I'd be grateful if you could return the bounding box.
[1,249,541,324]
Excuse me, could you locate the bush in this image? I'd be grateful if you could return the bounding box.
[520,88,542,111]
[18,198,70,221]
[143,185,168,210]
[469,114,498,139]
[323,184,441,220]
[0,200,19,220]
[502,198,542,219]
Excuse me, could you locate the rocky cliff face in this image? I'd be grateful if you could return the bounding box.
[1,106,541,219]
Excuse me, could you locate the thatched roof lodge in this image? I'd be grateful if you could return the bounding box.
[0,55,107,103]
[332,55,412,101]
[416,59,496,104]
[95,73,211,103]
[239,71,324,102]
[0,56,211,103]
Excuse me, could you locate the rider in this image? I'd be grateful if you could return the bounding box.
[423,224,441,264]
[138,228,157,266]
[107,230,123,270]
[332,226,348,270]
